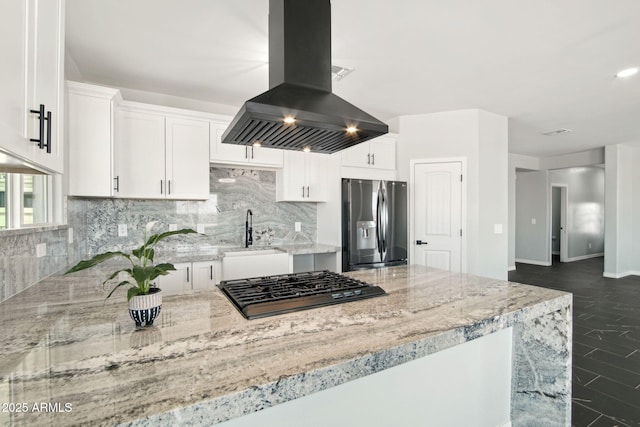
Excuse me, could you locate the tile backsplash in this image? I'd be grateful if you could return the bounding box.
[0,167,317,302]
[69,167,317,256]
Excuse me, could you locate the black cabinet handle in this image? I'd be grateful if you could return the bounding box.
[371,153,375,165]
[30,104,45,149]
[210,265,213,280]
[186,266,190,283]
[160,180,163,194]
[168,180,171,195]
[306,186,309,198]
[44,110,52,153]
[113,176,120,192]
[416,240,428,245]
[367,153,371,164]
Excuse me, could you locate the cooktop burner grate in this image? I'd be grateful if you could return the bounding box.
[218,270,386,319]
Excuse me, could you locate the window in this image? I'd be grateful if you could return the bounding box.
[0,172,51,230]
[0,173,6,230]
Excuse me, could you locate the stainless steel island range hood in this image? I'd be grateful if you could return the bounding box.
[221,0,388,154]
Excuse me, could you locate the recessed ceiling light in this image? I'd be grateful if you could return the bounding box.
[346,126,358,133]
[283,116,296,124]
[615,67,638,78]
[253,141,262,147]
[302,146,311,152]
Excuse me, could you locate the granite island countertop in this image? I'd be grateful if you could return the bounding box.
[0,265,571,426]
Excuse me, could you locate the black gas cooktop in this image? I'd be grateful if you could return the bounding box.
[218,270,387,319]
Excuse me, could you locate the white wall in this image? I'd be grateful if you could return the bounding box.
[604,144,639,277]
[395,109,509,280]
[515,170,549,265]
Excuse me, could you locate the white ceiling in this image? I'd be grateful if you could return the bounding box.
[65,0,640,158]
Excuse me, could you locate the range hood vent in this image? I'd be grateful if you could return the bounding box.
[221,0,388,154]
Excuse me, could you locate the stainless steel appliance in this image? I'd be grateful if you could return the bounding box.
[218,270,386,319]
[342,179,408,271]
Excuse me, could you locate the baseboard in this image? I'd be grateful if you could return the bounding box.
[603,271,640,279]
[508,265,516,271]
[515,258,552,267]
[565,253,604,262]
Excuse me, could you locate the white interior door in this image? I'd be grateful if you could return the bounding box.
[413,162,462,272]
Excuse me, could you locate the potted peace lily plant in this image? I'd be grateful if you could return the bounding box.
[65,223,197,328]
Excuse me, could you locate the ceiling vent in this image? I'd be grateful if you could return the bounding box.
[542,128,572,136]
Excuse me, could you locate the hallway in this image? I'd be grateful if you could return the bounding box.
[509,257,640,426]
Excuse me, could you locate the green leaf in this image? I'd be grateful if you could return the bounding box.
[65,252,131,274]
[127,287,142,301]
[144,228,197,248]
[148,263,176,281]
[106,281,132,299]
[102,268,133,285]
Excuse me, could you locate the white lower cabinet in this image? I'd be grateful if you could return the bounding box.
[191,261,216,290]
[276,151,328,202]
[156,261,216,295]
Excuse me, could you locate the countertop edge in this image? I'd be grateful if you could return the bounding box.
[121,291,571,426]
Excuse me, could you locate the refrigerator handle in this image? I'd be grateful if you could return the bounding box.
[376,186,383,259]
[381,184,388,257]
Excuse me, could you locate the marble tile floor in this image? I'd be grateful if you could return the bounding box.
[509,256,640,427]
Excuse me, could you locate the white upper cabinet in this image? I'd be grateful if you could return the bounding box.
[114,109,166,199]
[276,151,328,202]
[0,0,65,173]
[210,121,283,168]
[341,134,397,171]
[114,105,210,200]
[165,117,210,200]
[67,82,121,197]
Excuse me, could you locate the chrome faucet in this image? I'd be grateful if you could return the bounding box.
[245,209,253,248]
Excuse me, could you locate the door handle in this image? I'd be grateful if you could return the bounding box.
[416,240,428,245]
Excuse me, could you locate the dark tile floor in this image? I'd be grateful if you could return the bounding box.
[509,256,640,427]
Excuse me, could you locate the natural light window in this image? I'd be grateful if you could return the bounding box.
[0,172,51,230]
[0,173,7,230]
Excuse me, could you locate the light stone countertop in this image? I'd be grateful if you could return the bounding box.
[0,265,572,426]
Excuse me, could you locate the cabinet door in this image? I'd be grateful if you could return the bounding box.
[166,117,210,200]
[304,153,328,202]
[341,142,372,168]
[67,87,116,197]
[114,110,166,199]
[277,151,306,201]
[209,121,250,164]
[156,262,191,295]
[250,145,284,167]
[29,0,64,173]
[210,121,284,167]
[0,0,31,160]
[192,261,215,290]
[369,136,396,170]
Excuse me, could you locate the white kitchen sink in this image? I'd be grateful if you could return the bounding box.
[221,248,289,281]
[223,249,285,257]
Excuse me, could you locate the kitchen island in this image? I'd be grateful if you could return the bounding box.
[0,265,571,426]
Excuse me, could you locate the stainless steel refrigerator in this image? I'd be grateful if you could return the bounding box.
[342,178,408,271]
